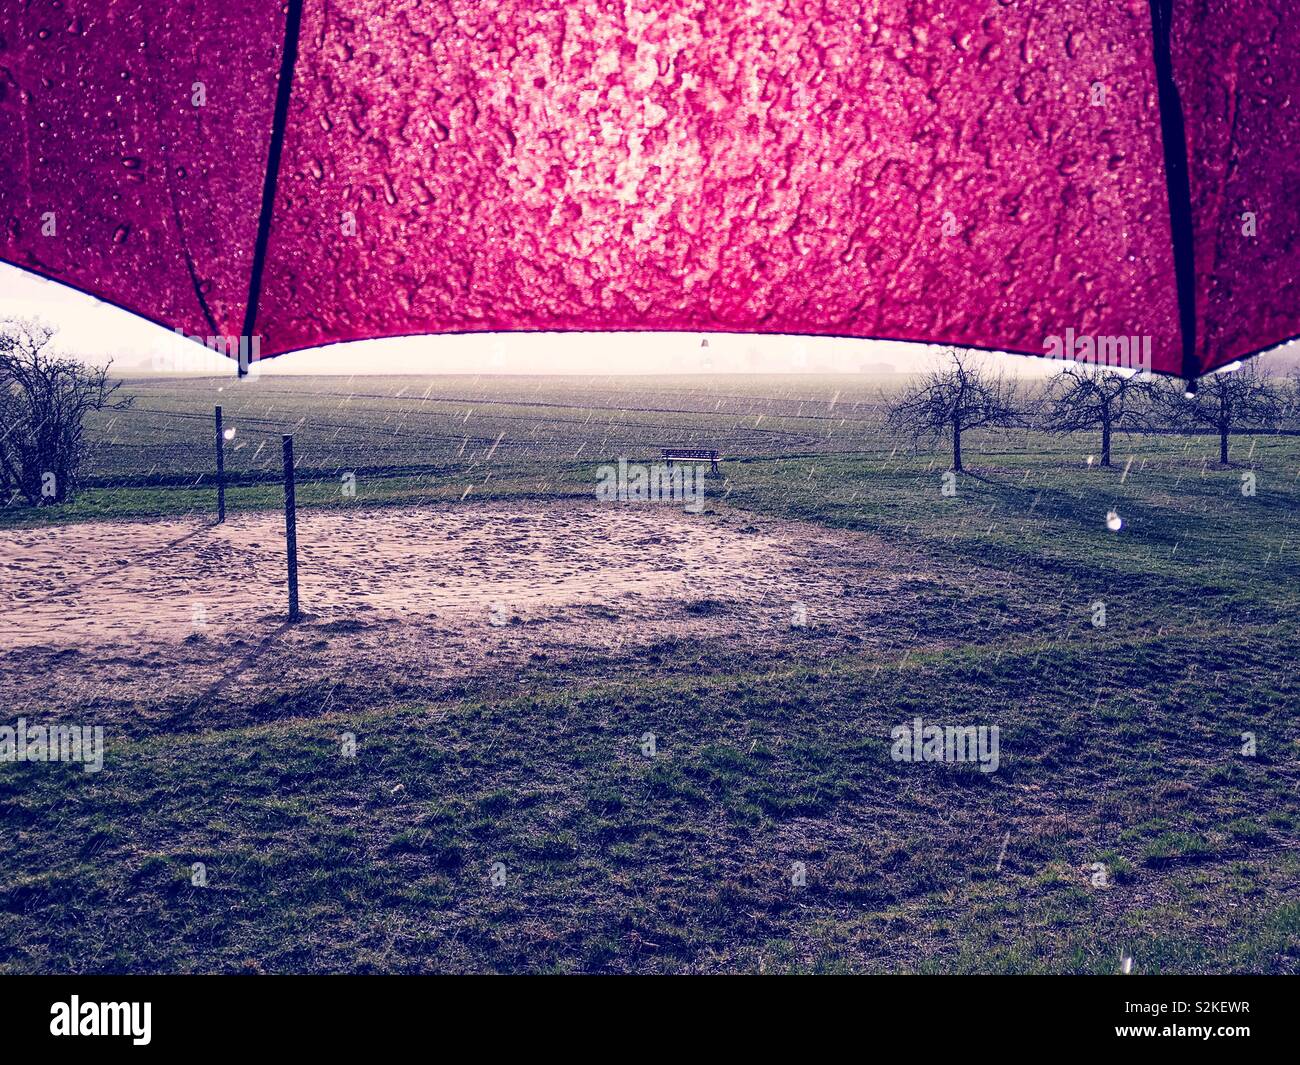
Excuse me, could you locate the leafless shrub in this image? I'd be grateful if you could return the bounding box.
[0,318,129,505]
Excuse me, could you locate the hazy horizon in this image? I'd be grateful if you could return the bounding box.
[5,261,1297,379]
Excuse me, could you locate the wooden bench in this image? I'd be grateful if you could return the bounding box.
[661,447,721,476]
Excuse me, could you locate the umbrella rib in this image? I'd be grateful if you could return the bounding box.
[240,0,307,375]
[1147,0,1200,388]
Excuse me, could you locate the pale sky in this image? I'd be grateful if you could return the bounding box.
[4,261,1294,378]
[0,262,953,376]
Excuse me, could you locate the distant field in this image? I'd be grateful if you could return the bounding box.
[1,374,1298,973]
[10,371,1295,524]
[89,373,895,477]
[5,373,899,523]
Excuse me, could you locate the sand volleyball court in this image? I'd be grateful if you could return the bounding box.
[0,500,947,723]
[2,501,888,646]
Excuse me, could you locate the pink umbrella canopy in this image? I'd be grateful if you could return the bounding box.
[1,0,1296,382]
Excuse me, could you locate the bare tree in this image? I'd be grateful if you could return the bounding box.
[885,349,1019,472]
[0,319,128,505]
[1041,365,1151,466]
[1155,361,1282,465]
[1286,369,1300,431]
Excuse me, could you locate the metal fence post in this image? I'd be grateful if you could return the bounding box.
[282,434,300,621]
[215,405,226,522]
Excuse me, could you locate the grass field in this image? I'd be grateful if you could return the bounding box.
[2,373,1298,973]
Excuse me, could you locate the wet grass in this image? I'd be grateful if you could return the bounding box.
[1,375,1297,972]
